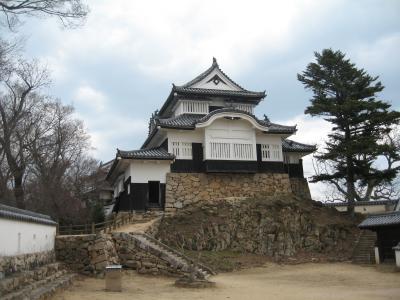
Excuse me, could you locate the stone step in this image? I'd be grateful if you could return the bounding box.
[0,262,67,296]
[131,233,213,279]
[352,230,376,265]
[1,269,76,300]
[2,272,77,300]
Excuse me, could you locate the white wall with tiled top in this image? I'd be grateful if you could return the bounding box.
[0,218,56,256]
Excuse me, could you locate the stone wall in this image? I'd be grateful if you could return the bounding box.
[156,196,359,260]
[290,178,312,199]
[55,233,199,278]
[166,173,292,211]
[55,234,119,275]
[0,250,55,278]
[113,233,192,277]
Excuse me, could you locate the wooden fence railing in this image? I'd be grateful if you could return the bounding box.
[57,213,134,236]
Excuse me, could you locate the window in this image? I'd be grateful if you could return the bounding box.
[176,101,209,115]
[233,104,254,114]
[209,142,255,160]
[261,144,271,160]
[261,144,281,161]
[171,141,192,159]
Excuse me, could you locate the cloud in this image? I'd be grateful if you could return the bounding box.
[26,0,341,82]
[71,85,148,160]
[74,85,107,113]
[279,114,333,201]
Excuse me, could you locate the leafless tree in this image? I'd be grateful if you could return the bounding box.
[0,59,50,208]
[23,100,94,220]
[0,0,89,29]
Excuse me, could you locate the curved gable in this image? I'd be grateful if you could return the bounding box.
[196,111,270,132]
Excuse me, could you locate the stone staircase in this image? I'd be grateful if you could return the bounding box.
[114,232,214,279]
[0,262,77,300]
[352,230,376,264]
[135,233,214,279]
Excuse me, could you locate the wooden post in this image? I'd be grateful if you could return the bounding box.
[56,223,59,236]
[91,222,95,234]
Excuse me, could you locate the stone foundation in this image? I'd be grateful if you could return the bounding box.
[166,173,292,211]
[55,234,119,275]
[0,250,55,278]
[290,178,312,199]
[156,196,359,260]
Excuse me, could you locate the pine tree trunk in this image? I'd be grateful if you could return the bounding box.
[346,156,355,217]
[344,124,356,217]
[14,175,25,209]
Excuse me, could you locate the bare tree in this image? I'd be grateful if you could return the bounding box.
[0,59,50,208]
[0,0,89,29]
[25,100,91,218]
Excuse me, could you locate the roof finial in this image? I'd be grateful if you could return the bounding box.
[212,57,218,66]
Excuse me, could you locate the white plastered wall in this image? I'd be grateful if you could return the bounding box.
[255,132,284,162]
[125,160,171,183]
[334,205,390,214]
[191,69,240,91]
[167,129,203,151]
[286,153,303,164]
[0,218,56,256]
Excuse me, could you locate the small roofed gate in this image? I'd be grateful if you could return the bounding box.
[377,227,399,261]
[358,211,400,263]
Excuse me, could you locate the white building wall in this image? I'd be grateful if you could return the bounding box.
[256,133,284,162]
[0,218,56,256]
[334,204,390,214]
[167,130,204,153]
[191,69,240,91]
[127,160,171,183]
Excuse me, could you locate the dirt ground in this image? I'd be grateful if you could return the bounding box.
[112,218,157,233]
[52,263,400,300]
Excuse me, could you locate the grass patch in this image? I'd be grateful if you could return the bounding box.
[180,249,271,273]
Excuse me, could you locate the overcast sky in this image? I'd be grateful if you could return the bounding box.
[12,0,400,200]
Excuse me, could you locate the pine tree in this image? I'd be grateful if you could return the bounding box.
[298,49,400,215]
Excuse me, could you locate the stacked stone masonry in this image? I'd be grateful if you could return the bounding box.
[156,196,359,260]
[0,252,77,300]
[55,233,210,278]
[113,232,208,277]
[0,250,55,278]
[290,177,312,199]
[55,234,119,275]
[166,173,295,211]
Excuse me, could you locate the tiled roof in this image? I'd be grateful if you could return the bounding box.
[158,58,265,117]
[156,114,202,129]
[324,199,399,207]
[155,108,297,134]
[174,86,266,98]
[359,211,400,229]
[181,57,258,94]
[282,139,317,153]
[117,147,174,160]
[0,204,56,226]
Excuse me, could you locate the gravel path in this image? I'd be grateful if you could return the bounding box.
[52,263,400,300]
